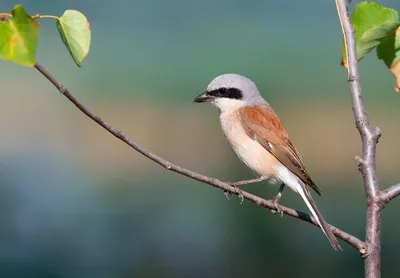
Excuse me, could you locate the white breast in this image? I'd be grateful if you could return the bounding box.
[219,110,278,179]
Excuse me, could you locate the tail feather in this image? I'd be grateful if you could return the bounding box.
[296,183,342,251]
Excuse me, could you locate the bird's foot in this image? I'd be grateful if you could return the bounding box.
[235,186,244,204]
[225,183,244,204]
[270,197,283,217]
[224,177,267,203]
[270,184,284,217]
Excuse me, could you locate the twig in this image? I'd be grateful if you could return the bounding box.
[380,183,400,204]
[33,62,365,252]
[335,1,382,277]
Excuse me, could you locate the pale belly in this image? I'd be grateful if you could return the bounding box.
[219,111,279,179]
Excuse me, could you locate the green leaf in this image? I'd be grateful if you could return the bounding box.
[56,10,91,66]
[377,27,400,67]
[341,1,399,68]
[377,27,400,91]
[0,4,39,66]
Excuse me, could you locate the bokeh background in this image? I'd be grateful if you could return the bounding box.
[1,0,400,277]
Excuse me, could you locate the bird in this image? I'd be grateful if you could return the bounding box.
[193,73,341,251]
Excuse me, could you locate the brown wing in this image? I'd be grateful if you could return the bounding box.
[238,105,321,195]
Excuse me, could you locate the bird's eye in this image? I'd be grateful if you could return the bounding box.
[216,88,228,97]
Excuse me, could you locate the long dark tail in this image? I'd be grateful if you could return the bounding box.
[297,182,342,251]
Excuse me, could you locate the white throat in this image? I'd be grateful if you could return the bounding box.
[212,98,244,113]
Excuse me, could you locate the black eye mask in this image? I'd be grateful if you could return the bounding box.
[207,87,243,100]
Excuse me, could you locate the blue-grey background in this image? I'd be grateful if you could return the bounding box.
[1,0,400,277]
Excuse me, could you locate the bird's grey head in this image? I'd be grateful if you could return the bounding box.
[193,74,266,112]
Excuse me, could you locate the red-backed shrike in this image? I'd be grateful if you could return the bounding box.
[194,73,341,251]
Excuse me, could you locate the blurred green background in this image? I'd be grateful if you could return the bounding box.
[1,0,400,277]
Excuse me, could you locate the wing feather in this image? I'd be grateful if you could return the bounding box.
[238,105,321,195]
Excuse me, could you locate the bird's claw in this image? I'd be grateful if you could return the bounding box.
[224,190,231,200]
[270,199,283,217]
[270,184,284,216]
[224,183,244,204]
[235,186,244,204]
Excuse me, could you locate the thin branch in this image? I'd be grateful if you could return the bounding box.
[33,62,365,252]
[335,0,382,198]
[335,1,382,277]
[380,183,400,204]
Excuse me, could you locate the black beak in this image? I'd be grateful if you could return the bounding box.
[193,91,215,103]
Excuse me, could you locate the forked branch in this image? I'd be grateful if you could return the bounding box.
[380,184,400,204]
[335,0,383,277]
[33,62,365,252]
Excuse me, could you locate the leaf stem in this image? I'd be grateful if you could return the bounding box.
[0,13,12,20]
[32,15,59,20]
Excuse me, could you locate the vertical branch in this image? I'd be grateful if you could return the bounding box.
[335,1,382,278]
